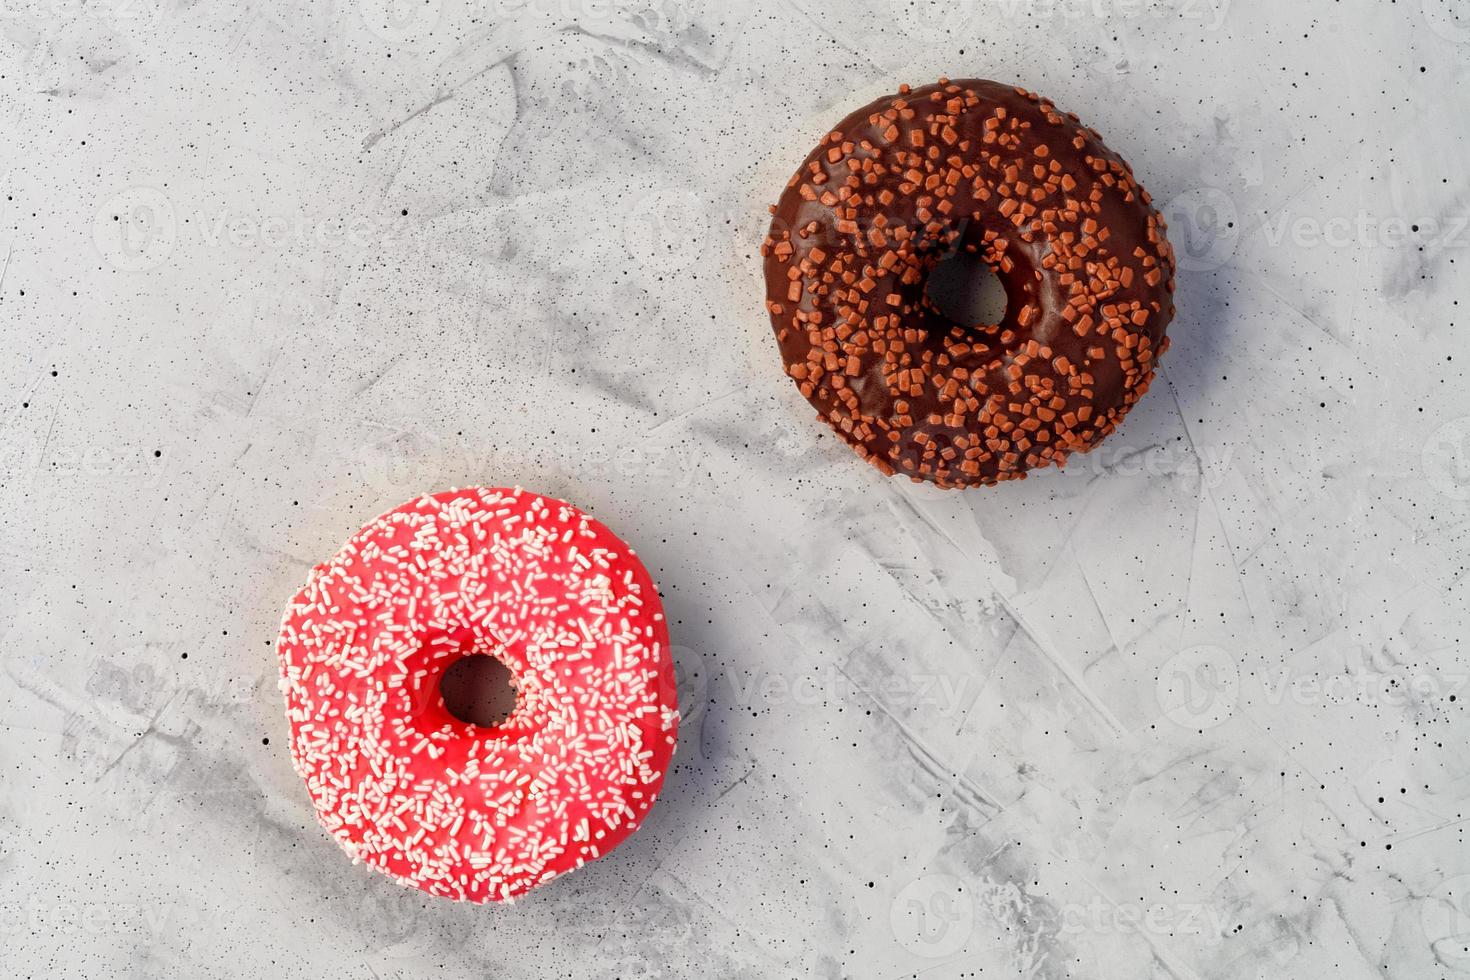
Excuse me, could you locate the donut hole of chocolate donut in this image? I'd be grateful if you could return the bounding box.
[439,654,519,729]
[924,249,1009,334]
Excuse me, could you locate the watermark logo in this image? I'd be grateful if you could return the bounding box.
[1422,417,1470,501]
[0,0,162,26]
[886,0,973,42]
[358,0,443,43]
[1060,441,1235,488]
[0,432,165,488]
[623,188,706,275]
[726,664,974,719]
[583,440,699,491]
[97,194,412,268]
[1424,874,1470,971]
[986,0,1230,30]
[0,899,234,939]
[94,187,177,272]
[1156,644,1239,729]
[357,427,445,500]
[1164,191,1470,267]
[49,445,166,486]
[1423,0,1470,44]
[553,50,640,117]
[1179,0,1230,29]
[886,0,1232,37]
[355,883,430,943]
[1260,211,1469,250]
[891,873,974,959]
[769,415,810,462]
[1059,897,1226,944]
[352,428,699,500]
[1260,662,1468,710]
[192,210,406,250]
[670,643,708,756]
[483,0,695,32]
[1161,187,1238,273]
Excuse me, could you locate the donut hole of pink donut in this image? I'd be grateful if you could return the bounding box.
[439,652,519,730]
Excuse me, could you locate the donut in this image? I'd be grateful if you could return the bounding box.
[275,487,679,903]
[761,78,1177,488]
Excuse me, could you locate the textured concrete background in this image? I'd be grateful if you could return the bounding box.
[4,0,1470,976]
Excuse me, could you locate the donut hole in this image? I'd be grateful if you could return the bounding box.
[925,249,1009,331]
[439,654,518,729]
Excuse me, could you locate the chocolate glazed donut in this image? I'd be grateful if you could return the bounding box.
[761,79,1177,488]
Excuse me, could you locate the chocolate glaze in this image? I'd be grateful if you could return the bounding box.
[762,79,1177,488]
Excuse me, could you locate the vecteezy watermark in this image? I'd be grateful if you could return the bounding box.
[1263,665,1469,710]
[891,874,975,959]
[481,0,695,30]
[190,210,408,250]
[93,191,419,271]
[0,899,234,939]
[1422,417,1470,502]
[93,187,177,272]
[1155,644,1239,729]
[1059,897,1226,945]
[885,0,1229,41]
[1259,210,1470,251]
[0,434,166,486]
[884,0,974,42]
[354,427,700,501]
[46,645,260,791]
[42,445,166,485]
[670,644,708,758]
[1424,874,1470,971]
[1157,644,1464,731]
[356,0,443,42]
[726,663,975,719]
[1422,0,1470,45]
[995,0,1230,29]
[357,427,449,500]
[1161,186,1470,274]
[1058,440,1235,488]
[0,0,162,25]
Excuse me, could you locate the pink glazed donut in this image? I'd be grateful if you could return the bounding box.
[276,487,679,902]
